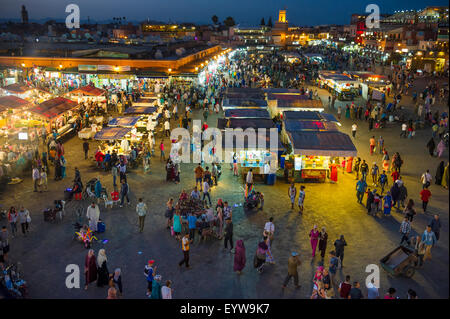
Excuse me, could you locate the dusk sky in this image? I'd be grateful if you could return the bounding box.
[0,0,448,26]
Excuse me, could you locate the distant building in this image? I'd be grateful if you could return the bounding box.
[21,5,28,24]
[271,10,289,46]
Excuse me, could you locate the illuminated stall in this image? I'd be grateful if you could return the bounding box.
[286,131,357,182]
[68,84,107,104]
[317,71,359,101]
[267,97,324,117]
[94,127,134,156]
[224,108,271,119]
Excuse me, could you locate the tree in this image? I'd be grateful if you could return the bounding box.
[260,18,265,26]
[211,15,219,25]
[223,16,236,27]
[267,17,273,28]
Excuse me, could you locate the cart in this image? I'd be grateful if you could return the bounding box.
[379,246,418,278]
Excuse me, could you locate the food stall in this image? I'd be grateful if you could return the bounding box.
[108,116,141,128]
[1,83,36,99]
[317,71,359,101]
[217,118,276,131]
[285,131,357,182]
[224,108,271,119]
[0,96,33,128]
[346,73,390,101]
[124,105,160,134]
[268,98,324,117]
[68,85,107,104]
[132,98,159,107]
[29,97,79,142]
[263,88,302,95]
[94,127,134,156]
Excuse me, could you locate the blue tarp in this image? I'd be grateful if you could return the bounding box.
[217,118,276,130]
[108,116,141,127]
[124,106,158,114]
[263,88,301,94]
[94,127,131,140]
[288,131,357,157]
[224,109,271,119]
[320,113,339,123]
[222,98,267,109]
[283,111,322,121]
[284,120,338,132]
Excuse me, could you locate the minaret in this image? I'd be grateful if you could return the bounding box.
[21,5,28,24]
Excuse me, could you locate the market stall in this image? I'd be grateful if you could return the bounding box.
[268,98,324,117]
[285,131,357,182]
[132,98,158,107]
[108,116,141,127]
[217,118,276,130]
[317,71,359,101]
[224,108,271,119]
[94,127,136,156]
[68,85,107,104]
[1,83,36,99]
[30,97,79,142]
[221,98,268,110]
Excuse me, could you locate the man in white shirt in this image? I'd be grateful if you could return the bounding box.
[202,180,211,205]
[351,124,357,138]
[161,280,173,299]
[421,169,432,189]
[400,123,407,138]
[86,202,100,232]
[190,187,200,200]
[246,169,253,189]
[164,120,170,137]
[264,217,275,238]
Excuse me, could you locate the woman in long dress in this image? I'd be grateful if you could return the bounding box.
[441,162,449,189]
[233,240,246,274]
[97,249,110,287]
[435,161,445,185]
[383,191,393,216]
[84,249,97,290]
[309,225,320,258]
[172,210,182,241]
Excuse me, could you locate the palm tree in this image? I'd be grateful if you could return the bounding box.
[223,16,236,27]
[211,15,219,25]
[267,17,273,28]
[260,18,265,26]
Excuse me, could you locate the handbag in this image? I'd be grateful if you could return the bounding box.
[26,215,31,223]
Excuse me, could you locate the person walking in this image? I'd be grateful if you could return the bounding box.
[379,170,388,194]
[246,169,253,189]
[202,179,212,206]
[224,218,234,252]
[354,157,361,180]
[111,164,119,187]
[369,136,376,155]
[400,122,407,138]
[119,179,130,207]
[161,280,173,299]
[334,235,347,267]
[420,186,431,213]
[360,160,369,181]
[32,166,40,192]
[136,198,148,233]
[371,163,379,186]
[178,234,192,268]
[328,251,339,289]
[0,227,9,262]
[151,275,162,299]
[233,240,246,274]
[264,217,275,240]
[426,138,436,156]
[96,249,109,287]
[160,141,165,161]
[298,186,305,214]
[399,217,411,246]
[194,164,204,191]
[318,227,328,259]
[338,275,352,299]
[421,170,432,189]
[383,191,393,216]
[378,136,384,155]
[86,202,100,232]
[288,183,297,210]
[429,214,441,242]
[349,282,364,299]
[145,260,156,296]
[7,207,18,238]
[18,207,30,236]
[413,236,426,267]
[83,141,90,160]
[356,178,367,204]
[309,225,320,258]
[282,252,301,289]
[351,123,357,138]
[84,249,97,290]
[110,268,122,297]
[187,212,197,242]
[421,226,437,262]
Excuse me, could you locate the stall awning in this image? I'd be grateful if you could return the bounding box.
[288,131,357,157]
[225,87,263,94]
[2,83,33,94]
[30,97,78,120]
[283,111,339,123]
[264,88,301,94]
[224,109,271,119]
[70,85,106,96]
[267,93,309,101]
[217,118,276,130]
[94,127,131,140]
[284,119,338,132]
[124,106,158,114]
[221,130,283,151]
[277,99,323,108]
[108,116,141,127]
[133,97,158,105]
[0,95,31,110]
[222,98,268,109]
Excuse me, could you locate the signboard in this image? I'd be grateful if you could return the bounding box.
[78,65,97,72]
[294,156,302,171]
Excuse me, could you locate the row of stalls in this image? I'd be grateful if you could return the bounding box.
[220,87,357,184]
[343,71,390,102]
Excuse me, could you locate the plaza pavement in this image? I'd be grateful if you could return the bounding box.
[0,76,448,299]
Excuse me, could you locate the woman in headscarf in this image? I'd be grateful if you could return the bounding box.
[172,210,182,241]
[390,182,400,207]
[383,191,393,216]
[255,241,268,273]
[233,239,246,274]
[441,162,449,189]
[426,138,436,156]
[106,287,118,299]
[436,139,446,158]
[151,275,162,299]
[84,249,97,290]
[309,225,320,258]
[318,227,328,259]
[403,199,416,222]
[97,249,110,287]
[110,268,122,296]
[94,177,102,200]
[435,161,445,185]
[54,155,62,181]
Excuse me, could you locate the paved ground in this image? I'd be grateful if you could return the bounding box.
[1,75,448,299]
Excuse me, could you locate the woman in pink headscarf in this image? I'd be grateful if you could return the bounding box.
[437,139,446,158]
[309,225,320,257]
[233,240,246,274]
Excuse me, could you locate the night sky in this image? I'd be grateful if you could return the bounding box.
[0,0,448,26]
